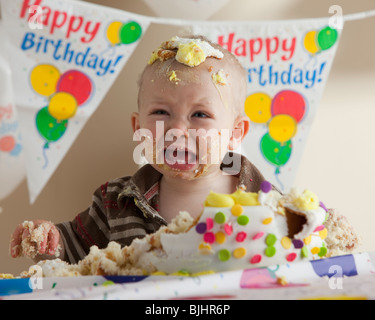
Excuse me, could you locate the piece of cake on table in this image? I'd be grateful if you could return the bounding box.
[18,181,361,278]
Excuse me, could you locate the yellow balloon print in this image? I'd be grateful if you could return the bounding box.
[244,92,272,124]
[268,114,297,143]
[48,92,78,121]
[106,21,123,46]
[304,30,320,55]
[30,64,60,97]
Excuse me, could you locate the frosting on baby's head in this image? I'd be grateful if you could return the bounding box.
[148,36,224,67]
[139,35,247,116]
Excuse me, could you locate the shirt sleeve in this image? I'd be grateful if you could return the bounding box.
[55,183,111,264]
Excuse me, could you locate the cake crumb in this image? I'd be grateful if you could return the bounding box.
[324,209,362,256]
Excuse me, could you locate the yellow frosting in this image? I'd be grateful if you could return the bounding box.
[168,70,180,83]
[175,41,206,67]
[293,189,319,211]
[211,69,227,85]
[233,190,260,206]
[205,192,235,207]
[205,189,260,207]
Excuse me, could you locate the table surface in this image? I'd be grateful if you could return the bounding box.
[1,252,375,300]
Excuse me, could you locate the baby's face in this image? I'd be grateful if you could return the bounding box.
[133,59,246,180]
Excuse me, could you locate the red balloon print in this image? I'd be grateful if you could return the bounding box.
[271,90,306,123]
[0,135,16,152]
[57,70,93,106]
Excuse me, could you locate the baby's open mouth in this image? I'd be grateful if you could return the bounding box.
[164,147,197,170]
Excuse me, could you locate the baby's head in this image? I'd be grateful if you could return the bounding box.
[132,35,250,180]
[138,35,247,116]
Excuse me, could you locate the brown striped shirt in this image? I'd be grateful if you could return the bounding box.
[56,153,268,264]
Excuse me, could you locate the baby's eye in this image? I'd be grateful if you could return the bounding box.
[152,110,169,115]
[192,112,209,118]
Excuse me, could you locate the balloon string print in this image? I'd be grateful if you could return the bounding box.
[30,64,94,169]
[245,90,307,191]
[102,20,143,57]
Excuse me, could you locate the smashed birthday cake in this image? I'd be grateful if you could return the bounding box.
[16,181,361,278]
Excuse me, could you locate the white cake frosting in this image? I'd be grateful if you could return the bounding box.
[19,182,333,278]
[136,182,329,274]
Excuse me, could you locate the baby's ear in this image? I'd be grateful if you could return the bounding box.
[131,112,140,133]
[229,116,250,150]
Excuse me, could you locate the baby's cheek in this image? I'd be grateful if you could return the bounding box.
[196,132,230,165]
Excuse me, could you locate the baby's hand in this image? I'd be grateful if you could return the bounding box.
[10,220,61,259]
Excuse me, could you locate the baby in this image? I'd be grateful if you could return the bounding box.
[10,35,270,264]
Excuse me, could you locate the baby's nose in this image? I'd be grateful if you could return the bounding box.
[167,117,189,137]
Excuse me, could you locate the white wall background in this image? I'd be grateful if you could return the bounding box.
[0,0,374,275]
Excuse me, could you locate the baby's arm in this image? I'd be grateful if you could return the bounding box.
[10,220,65,262]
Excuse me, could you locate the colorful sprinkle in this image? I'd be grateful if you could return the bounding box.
[218,249,231,262]
[286,252,297,262]
[292,239,304,249]
[319,201,328,212]
[195,222,207,234]
[281,236,292,249]
[311,247,320,255]
[265,234,277,246]
[206,218,214,231]
[203,232,215,244]
[237,215,249,226]
[198,242,212,252]
[265,246,276,257]
[231,204,244,216]
[252,232,264,240]
[215,231,226,244]
[224,223,233,236]
[314,225,325,232]
[318,246,328,257]
[304,236,312,245]
[319,228,328,240]
[301,246,309,258]
[262,217,272,225]
[233,247,246,259]
[214,211,226,224]
[250,254,262,264]
[235,232,247,242]
[260,181,272,193]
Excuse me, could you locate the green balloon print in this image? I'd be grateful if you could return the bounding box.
[36,107,68,143]
[120,21,142,44]
[317,26,338,51]
[260,133,292,168]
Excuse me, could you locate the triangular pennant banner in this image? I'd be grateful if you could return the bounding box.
[143,0,230,20]
[1,0,150,203]
[0,21,26,201]
[192,18,342,191]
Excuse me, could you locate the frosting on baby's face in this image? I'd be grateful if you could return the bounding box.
[136,60,237,180]
[134,36,248,180]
